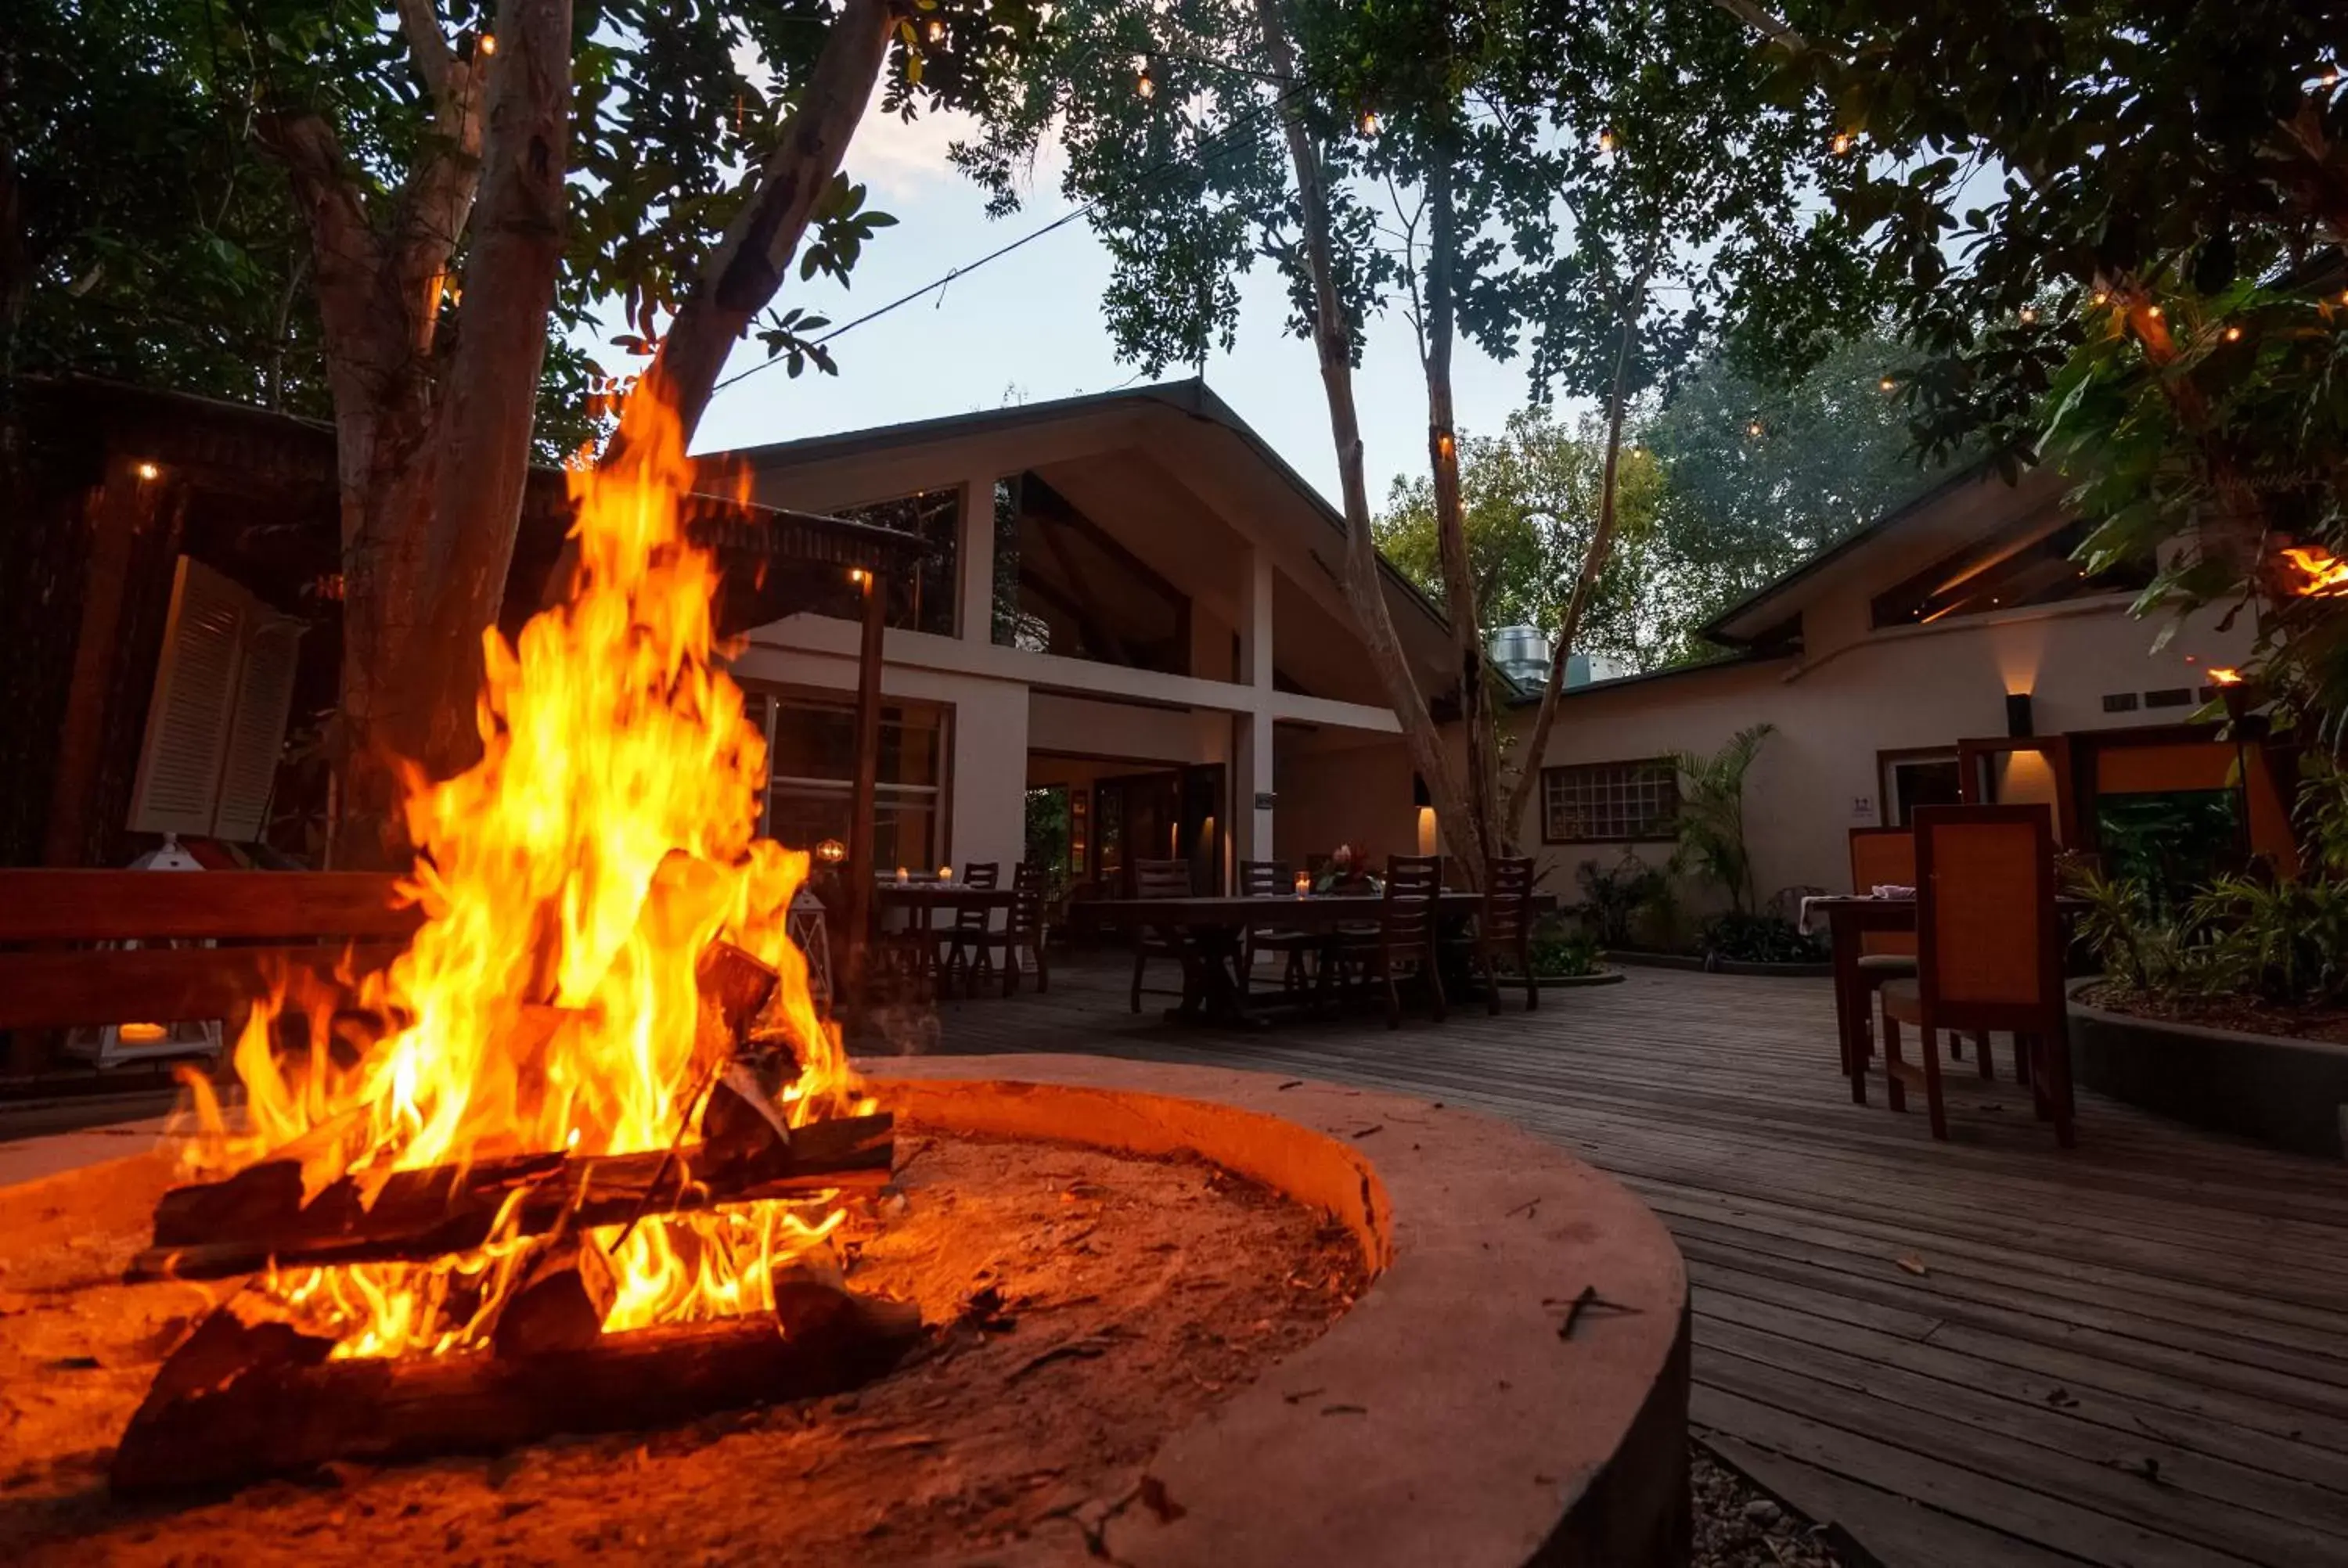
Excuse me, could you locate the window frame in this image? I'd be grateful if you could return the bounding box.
[741,683,954,867]
[1539,757,1680,845]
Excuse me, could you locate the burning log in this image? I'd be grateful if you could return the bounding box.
[110,1293,927,1497]
[129,1112,894,1282]
[697,939,779,1038]
[490,1235,618,1359]
[771,1245,923,1349]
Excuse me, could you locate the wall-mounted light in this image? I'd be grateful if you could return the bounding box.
[2004,692,2034,739]
[848,567,870,585]
[135,462,160,481]
[816,838,847,864]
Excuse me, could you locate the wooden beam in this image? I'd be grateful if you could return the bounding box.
[842,570,887,1006]
[0,870,416,944]
[0,940,406,1034]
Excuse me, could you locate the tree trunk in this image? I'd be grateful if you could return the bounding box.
[1500,258,1654,846]
[1250,0,1472,872]
[1422,151,1496,882]
[386,0,574,788]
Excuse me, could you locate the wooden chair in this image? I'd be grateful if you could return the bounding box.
[935,861,999,995]
[1128,857,1194,1013]
[954,862,1050,998]
[1878,805,2076,1146]
[1848,825,1987,1073]
[1237,858,1314,996]
[1471,855,1539,1013]
[1334,854,1446,1028]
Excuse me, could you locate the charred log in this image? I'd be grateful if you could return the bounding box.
[131,1112,893,1282]
[110,1301,924,1496]
[490,1234,618,1358]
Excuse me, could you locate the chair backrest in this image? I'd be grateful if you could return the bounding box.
[1007,861,1046,937]
[1482,856,1535,941]
[1133,858,1193,899]
[1379,854,1444,944]
[1237,858,1289,897]
[1848,827,1917,958]
[954,861,1000,929]
[1914,804,2060,1022]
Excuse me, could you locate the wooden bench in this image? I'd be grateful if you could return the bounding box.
[0,872,418,1061]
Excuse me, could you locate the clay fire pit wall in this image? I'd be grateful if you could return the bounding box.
[877,1056,1692,1568]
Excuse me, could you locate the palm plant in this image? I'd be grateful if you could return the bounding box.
[1668,724,1774,916]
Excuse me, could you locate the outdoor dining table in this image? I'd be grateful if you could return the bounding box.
[873,882,1021,980]
[1084,890,1490,1027]
[1801,892,2082,1105]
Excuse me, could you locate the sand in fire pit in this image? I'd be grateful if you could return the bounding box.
[0,1121,1365,1566]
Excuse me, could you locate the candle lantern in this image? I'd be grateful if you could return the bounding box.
[1294,870,1311,899]
[816,838,846,865]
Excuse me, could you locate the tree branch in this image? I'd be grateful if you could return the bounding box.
[622,0,900,453]
[1501,251,1657,840]
[1709,0,1808,49]
[394,0,457,99]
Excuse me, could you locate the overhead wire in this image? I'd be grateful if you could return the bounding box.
[707,71,1303,401]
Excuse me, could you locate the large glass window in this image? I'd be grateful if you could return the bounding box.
[1541,759,1679,843]
[989,472,1188,671]
[799,489,959,636]
[744,689,947,869]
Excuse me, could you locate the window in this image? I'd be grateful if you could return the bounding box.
[1871,513,2155,629]
[1880,751,1962,827]
[800,490,960,636]
[744,689,948,869]
[989,472,1189,671]
[1541,760,1678,843]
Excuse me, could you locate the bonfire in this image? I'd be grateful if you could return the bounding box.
[110,396,913,1491]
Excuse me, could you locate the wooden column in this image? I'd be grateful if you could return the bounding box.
[841,570,888,1009]
[44,457,165,869]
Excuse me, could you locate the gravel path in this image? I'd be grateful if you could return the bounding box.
[1694,1441,1849,1568]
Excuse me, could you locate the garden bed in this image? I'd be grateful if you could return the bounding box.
[1605,951,1835,980]
[2067,980,2348,1159]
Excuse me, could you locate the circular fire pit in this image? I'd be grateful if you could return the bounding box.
[0,1058,1687,1567]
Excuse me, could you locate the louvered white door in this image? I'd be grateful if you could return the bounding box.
[211,615,304,840]
[127,557,305,842]
[128,558,247,836]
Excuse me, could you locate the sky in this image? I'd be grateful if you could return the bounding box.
[679,102,1561,511]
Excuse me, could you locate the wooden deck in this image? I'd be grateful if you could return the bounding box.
[903,955,2348,1568]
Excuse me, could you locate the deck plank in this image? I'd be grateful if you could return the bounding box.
[902,958,2348,1568]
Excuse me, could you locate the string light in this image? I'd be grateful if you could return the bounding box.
[924,16,945,42]
[1878,375,1897,392]
[1831,131,1853,155]
[2018,304,2039,325]
[2091,290,2109,307]
[1359,110,1380,135]
[2224,324,2242,342]
[2147,304,2164,319]
[477,32,496,56]
[1597,128,1617,153]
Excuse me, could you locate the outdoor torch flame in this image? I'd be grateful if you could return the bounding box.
[2281,546,2348,598]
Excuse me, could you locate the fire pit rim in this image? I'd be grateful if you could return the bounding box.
[868,1054,1692,1568]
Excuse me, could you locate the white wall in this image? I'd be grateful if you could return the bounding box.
[728,630,1030,873]
[1511,595,2254,908]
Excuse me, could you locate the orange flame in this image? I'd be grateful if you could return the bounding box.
[2282,546,2348,598]
[2208,667,2244,687]
[189,394,862,1358]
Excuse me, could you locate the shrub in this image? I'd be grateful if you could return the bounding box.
[1698,911,1826,966]
[1576,852,1666,948]
[1527,918,1602,980]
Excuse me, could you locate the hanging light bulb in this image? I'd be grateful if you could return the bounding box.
[1831,131,1854,155]
[924,16,945,42]
[2018,304,2039,325]
[1359,110,1380,135]
[1878,375,1897,393]
[1135,65,1156,99]
[2091,289,2110,307]
[1597,128,1617,154]
[2224,324,2242,342]
[1745,417,1764,438]
[2147,304,2164,319]
[477,32,496,56]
